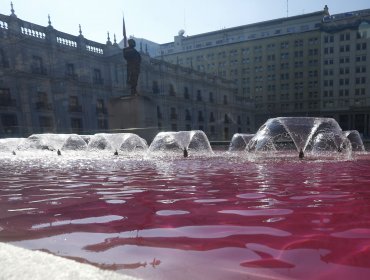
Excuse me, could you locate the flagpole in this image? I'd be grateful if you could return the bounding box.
[122,12,128,48]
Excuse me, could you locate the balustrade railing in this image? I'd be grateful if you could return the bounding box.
[0,14,108,55]
[57,37,77,48]
[0,20,8,29]
[86,44,104,54]
[21,26,45,39]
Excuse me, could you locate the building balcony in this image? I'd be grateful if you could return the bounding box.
[36,102,52,111]
[69,105,83,113]
[185,116,192,121]
[170,114,178,120]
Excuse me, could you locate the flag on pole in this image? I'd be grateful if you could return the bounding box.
[123,14,128,48]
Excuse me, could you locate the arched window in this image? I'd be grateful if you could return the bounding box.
[0,48,9,68]
[185,109,191,121]
[169,83,176,96]
[209,112,215,123]
[197,90,202,101]
[184,86,189,99]
[224,114,229,124]
[152,81,159,94]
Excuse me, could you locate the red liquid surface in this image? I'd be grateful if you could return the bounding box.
[0,153,369,280]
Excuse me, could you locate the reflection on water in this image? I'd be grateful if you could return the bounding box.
[0,152,369,280]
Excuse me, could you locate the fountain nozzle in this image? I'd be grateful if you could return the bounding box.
[299,148,304,159]
[183,148,188,158]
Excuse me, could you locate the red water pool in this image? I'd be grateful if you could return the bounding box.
[0,152,369,279]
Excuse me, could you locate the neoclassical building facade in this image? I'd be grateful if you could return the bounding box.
[0,5,251,141]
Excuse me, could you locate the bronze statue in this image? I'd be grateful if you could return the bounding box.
[123,39,141,95]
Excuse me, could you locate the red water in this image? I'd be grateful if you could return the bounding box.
[0,153,369,280]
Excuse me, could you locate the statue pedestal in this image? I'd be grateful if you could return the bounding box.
[108,93,158,142]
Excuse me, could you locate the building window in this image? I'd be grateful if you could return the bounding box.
[157,106,162,119]
[185,109,191,121]
[0,48,9,68]
[340,32,350,41]
[169,83,176,96]
[224,127,229,140]
[93,68,103,84]
[71,118,83,133]
[339,45,350,52]
[97,119,108,130]
[1,113,18,134]
[324,35,334,43]
[31,55,46,74]
[66,63,76,78]
[69,96,82,112]
[36,92,51,111]
[356,43,367,51]
[152,81,160,94]
[198,111,204,122]
[209,112,215,123]
[184,86,189,99]
[96,99,106,114]
[224,114,229,124]
[39,116,53,132]
[0,88,15,107]
[209,92,214,103]
[196,90,202,101]
[170,107,177,120]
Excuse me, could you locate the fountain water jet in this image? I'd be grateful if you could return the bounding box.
[247,117,351,158]
[148,130,212,156]
[0,133,147,155]
[61,134,88,151]
[86,133,147,152]
[311,132,351,156]
[0,138,24,153]
[344,130,365,152]
[16,134,70,151]
[228,134,255,152]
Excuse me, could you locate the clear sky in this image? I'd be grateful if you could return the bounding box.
[1,0,369,44]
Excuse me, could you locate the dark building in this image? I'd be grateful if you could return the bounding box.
[0,6,250,141]
[0,9,122,136]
